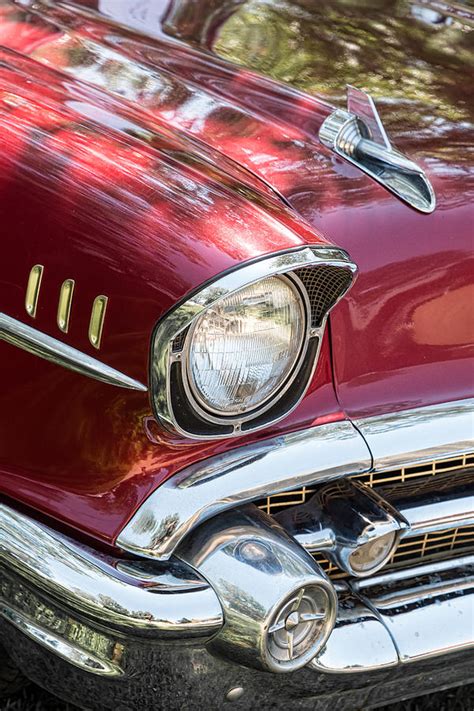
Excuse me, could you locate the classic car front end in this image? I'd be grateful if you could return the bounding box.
[0,1,473,709]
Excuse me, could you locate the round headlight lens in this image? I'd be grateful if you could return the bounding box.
[186,276,306,416]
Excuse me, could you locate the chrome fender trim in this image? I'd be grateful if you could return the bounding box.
[0,312,147,391]
[117,399,473,561]
[117,420,371,560]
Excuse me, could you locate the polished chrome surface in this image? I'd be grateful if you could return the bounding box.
[151,245,356,439]
[275,475,473,547]
[2,506,472,681]
[89,294,108,349]
[319,86,436,213]
[0,312,147,391]
[261,455,473,578]
[177,504,337,672]
[313,556,474,673]
[57,278,75,333]
[0,605,123,677]
[119,400,473,564]
[117,420,371,560]
[355,552,473,587]
[346,85,391,149]
[24,264,43,318]
[275,479,407,577]
[311,585,398,673]
[397,480,474,535]
[355,399,474,472]
[0,504,223,638]
[354,556,474,663]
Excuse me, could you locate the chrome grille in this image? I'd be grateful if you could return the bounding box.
[295,266,353,327]
[257,453,474,578]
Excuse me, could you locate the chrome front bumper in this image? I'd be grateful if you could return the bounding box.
[0,503,472,688]
[1,401,473,708]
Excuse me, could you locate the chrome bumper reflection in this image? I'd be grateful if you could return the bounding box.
[314,556,473,673]
[1,502,472,680]
[117,421,371,560]
[358,557,474,663]
[0,504,224,644]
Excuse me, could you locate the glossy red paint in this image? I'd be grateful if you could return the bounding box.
[0,2,342,544]
[0,0,472,544]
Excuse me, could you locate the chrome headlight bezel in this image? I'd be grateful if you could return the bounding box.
[150,246,357,440]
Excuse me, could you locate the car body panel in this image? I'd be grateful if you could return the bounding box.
[0,0,472,543]
[0,2,341,543]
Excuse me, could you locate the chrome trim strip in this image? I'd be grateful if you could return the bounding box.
[400,487,474,536]
[0,504,223,638]
[0,312,147,392]
[354,557,474,664]
[151,245,356,439]
[354,554,473,588]
[117,421,371,560]
[354,399,474,471]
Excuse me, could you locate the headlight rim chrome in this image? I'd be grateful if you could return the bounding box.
[150,245,357,440]
[180,272,311,425]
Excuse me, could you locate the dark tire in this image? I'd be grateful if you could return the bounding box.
[0,643,28,698]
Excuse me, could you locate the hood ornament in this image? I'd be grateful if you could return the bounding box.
[319,86,436,213]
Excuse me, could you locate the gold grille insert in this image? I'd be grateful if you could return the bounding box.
[357,453,474,489]
[257,454,474,578]
[391,526,474,563]
[258,453,474,517]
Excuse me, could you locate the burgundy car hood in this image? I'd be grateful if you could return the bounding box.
[0,0,472,545]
